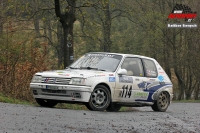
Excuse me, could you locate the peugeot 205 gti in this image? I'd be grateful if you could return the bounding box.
[30,52,173,112]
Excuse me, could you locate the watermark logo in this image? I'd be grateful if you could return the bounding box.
[167,4,197,28]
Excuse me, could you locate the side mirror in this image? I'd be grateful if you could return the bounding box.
[117,69,127,75]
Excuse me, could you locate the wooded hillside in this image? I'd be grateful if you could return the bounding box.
[0,0,200,101]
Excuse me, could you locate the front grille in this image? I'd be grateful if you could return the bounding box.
[41,89,67,94]
[41,77,70,84]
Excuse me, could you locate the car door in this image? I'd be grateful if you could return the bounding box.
[114,57,147,102]
[137,58,160,102]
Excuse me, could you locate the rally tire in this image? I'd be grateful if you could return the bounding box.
[151,91,170,112]
[88,85,111,111]
[85,103,93,111]
[35,98,58,108]
[106,103,121,112]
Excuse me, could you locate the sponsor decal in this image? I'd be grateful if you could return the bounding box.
[159,71,165,74]
[87,75,95,78]
[109,77,115,82]
[87,54,114,57]
[109,74,114,76]
[95,74,105,77]
[148,78,156,81]
[146,70,157,77]
[44,78,50,83]
[44,78,56,83]
[138,81,151,90]
[119,77,133,83]
[86,74,105,79]
[95,71,104,73]
[58,73,70,76]
[57,71,64,73]
[158,75,164,82]
[159,81,165,85]
[87,74,105,78]
[135,78,139,81]
[133,92,149,100]
[158,75,165,85]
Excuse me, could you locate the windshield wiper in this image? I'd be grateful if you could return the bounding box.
[98,68,106,71]
[80,67,105,71]
[80,67,97,70]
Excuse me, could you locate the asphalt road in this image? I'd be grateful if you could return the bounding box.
[0,102,200,133]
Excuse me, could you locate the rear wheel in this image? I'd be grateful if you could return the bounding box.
[35,98,58,108]
[151,91,170,112]
[88,85,111,111]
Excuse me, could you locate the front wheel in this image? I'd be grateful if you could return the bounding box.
[106,103,121,112]
[151,91,170,112]
[88,85,111,111]
[35,98,58,108]
[85,103,93,111]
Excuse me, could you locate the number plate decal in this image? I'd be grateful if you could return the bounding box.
[46,85,59,90]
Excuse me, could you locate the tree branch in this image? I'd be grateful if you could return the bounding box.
[54,0,61,18]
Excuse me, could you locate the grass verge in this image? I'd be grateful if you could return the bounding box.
[0,93,32,105]
[55,103,88,110]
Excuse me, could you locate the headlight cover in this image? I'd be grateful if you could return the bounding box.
[32,75,42,83]
[69,78,86,85]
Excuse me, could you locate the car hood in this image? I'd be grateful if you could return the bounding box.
[35,69,112,78]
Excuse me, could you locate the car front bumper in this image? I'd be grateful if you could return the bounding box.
[30,83,92,102]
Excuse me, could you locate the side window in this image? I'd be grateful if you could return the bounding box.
[142,59,157,77]
[121,57,144,76]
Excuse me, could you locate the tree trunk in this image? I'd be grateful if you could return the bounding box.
[0,0,7,34]
[57,22,63,68]
[194,83,200,100]
[47,20,52,44]
[102,0,111,52]
[0,16,3,34]
[185,74,192,100]
[54,0,75,68]
[34,17,40,36]
[176,71,185,100]
[32,0,40,36]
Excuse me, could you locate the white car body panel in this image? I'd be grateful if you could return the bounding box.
[30,52,173,107]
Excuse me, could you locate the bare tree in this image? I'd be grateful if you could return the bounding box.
[54,0,76,68]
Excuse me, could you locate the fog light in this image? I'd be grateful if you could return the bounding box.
[33,90,38,95]
[72,93,81,98]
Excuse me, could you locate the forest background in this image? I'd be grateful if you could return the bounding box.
[0,0,200,103]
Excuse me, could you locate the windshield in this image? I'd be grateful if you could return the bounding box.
[69,53,123,72]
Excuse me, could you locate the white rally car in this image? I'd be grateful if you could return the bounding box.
[30,52,173,112]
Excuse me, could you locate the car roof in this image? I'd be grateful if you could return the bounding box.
[87,52,156,61]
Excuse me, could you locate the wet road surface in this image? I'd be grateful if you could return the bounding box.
[0,102,200,133]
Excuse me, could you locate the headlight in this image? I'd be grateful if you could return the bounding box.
[32,75,42,83]
[69,78,86,85]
